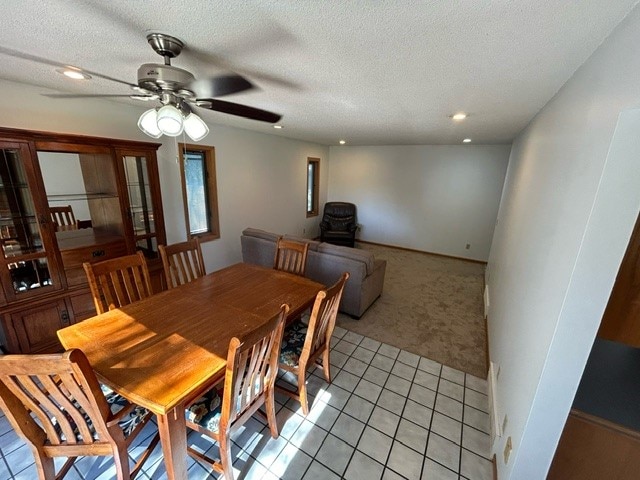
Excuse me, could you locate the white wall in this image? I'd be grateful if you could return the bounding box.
[486,5,640,479]
[328,145,510,261]
[0,79,329,273]
[37,152,91,220]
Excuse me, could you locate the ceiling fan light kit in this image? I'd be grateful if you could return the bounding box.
[137,108,162,138]
[156,104,185,136]
[183,112,209,141]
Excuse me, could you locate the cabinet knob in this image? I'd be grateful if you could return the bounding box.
[60,310,70,326]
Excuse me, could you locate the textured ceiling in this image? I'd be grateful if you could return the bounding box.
[0,0,637,145]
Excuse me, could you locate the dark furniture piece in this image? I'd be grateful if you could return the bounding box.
[319,202,357,247]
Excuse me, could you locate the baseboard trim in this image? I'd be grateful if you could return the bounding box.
[356,239,488,265]
[492,454,498,480]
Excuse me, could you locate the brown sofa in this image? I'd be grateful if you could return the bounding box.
[240,228,386,318]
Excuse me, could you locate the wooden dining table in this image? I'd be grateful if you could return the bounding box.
[57,262,324,480]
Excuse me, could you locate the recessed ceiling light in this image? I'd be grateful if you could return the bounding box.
[463,138,472,143]
[273,125,283,129]
[451,113,467,121]
[339,140,346,145]
[56,68,91,80]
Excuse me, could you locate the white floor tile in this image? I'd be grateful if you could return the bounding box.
[330,412,366,446]
[303,460,340,480]
[421,457,458,480]
[431,411,462,445]
[357,426,393,462]
[461,425,491,459]
[463,405,490,434]
[426,433,461,473]
[460,449,493,480]
[441,366,465,385]
[315,434,354,476]
[435,394,463,421]
[344,450,385,480]
[368,406,401,437]
[387,441,424,480]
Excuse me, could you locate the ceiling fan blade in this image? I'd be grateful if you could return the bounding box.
[42,93,155,99]
[0,46,138,88]
[187,75,254,98]
[197,99,282,123]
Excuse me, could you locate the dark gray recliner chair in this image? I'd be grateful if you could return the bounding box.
[319,202,357,247]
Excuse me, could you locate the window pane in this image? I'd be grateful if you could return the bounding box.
[307,163,314,212]
[307,158,319,216]
[185,152,209,235]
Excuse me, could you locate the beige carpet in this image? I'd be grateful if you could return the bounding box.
[336,243,488,378]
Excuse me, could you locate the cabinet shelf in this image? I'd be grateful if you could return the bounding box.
[47,192,118,201]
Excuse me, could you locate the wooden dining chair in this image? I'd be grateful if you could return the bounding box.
[185,304,289,480]
[83,251,153,314]
[49,205,77,231]
[158,238,206,289]
[0,349,159,480]
[278,272,349,415]
[273,238,309,276]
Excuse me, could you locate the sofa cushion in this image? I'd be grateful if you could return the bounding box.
[242,228,281,243]
[283,234,321,251]
[317,243,375,275]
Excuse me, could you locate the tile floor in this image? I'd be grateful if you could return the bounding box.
[0,327,493,479]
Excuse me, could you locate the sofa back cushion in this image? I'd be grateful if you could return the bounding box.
[317,243,375,275]
[242,228,281,243]
[283,234,321,251]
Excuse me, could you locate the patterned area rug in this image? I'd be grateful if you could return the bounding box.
[336,243,487,378]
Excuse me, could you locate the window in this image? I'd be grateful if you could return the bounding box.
[178,144,219,241]
[307,157,320,217]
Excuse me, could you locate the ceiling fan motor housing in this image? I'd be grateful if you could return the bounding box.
[137,63,195,95]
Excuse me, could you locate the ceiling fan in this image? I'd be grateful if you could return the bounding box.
[0,33,282,141]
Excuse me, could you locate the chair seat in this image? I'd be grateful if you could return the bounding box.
[279,320,308,368]
[186,387,222,433]
[51,384,149,442]
[102,385,150,437]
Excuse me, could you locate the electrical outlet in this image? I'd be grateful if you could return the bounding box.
[466,243,471,249]
[503,436,513,464]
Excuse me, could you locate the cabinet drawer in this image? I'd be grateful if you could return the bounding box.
[61,239,128,268]
[61,239,128,286]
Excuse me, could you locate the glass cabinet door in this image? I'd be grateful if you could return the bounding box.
[0,142,58,299]
[121,151,163,259]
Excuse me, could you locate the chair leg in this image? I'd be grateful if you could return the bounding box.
[298,370,309,416]
[219,433,234,480]
[112,443,131,480]
[31,448,55,480]
[265,389,279,439]
[322,348,332,383]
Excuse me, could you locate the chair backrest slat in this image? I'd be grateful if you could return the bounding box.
[84,252,153,314]
[303,273,349,362]
[222,305,288,427]
[50,205,77,229]
[274,238,309,277]
[159,239,206,289]
[0,350,114,449]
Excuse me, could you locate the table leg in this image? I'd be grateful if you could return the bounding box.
[157,407,188,480]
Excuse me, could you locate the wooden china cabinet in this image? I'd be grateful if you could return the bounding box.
[0,127,166,354]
